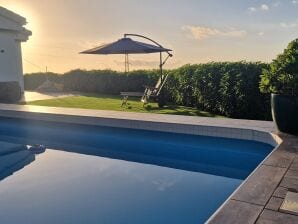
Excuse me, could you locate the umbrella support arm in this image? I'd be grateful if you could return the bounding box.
[159,53,171,82]
[124,33,172,56]
[161,54,171,66]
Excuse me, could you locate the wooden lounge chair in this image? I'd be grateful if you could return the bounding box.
[120,73,169,107]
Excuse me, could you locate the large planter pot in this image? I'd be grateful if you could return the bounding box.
[271,94,298,135]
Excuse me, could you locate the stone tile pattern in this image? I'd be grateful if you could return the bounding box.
[208,134,298,224]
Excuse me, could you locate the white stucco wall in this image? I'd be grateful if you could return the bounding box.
[0,32,20,81]
[0,8,31,93]
[15,41,24,91]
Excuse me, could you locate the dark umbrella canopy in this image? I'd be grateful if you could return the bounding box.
[81,37,172,55]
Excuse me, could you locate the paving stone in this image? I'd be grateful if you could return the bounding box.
[285,169,298,180]
[276,142,298,154]
[208,200,263,224]
[256,209,298,224]
[280,177,298,191]
[285,136,298,145]
[232,165,286,205]
[280,191,298,215]
[265,197,283,211]
[263,149,295,168]
[285,146,298,153]
[290,157,298,171]
[273,187,289,198]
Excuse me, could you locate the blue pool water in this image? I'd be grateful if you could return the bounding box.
[0,117,273,224]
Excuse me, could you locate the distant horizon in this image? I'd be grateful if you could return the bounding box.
[1,0,298,73]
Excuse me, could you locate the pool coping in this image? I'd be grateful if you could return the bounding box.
[0,103,297,224]
[0,103,280,146]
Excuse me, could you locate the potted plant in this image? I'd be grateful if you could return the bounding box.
[260,38,298,134]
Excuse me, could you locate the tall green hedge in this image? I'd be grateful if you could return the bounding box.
[24,62,271,120]
[24,69,158,94]
[164,62,271,120]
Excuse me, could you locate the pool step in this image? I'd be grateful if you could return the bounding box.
[0,149,35,181]
[0,141,27,156]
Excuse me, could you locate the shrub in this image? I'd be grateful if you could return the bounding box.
[260,38,298,96]
[164,62,271,120]
[219,62,270,119]
[24,62,271,120]
[62,69,158,94]
[164,64,199,106]
[24,72,61,90]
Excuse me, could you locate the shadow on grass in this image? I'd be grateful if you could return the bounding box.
[82,93,121,100]
[143,105,219,117]
[70,94,221,117]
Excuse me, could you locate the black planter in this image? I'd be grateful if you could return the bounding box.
[271,94,298,135]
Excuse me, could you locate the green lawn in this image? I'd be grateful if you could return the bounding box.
[26,94,223,117]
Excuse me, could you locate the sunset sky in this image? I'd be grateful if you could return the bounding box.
[1,0,298,73]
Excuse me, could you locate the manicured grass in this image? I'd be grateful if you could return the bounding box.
[27,94,223,117]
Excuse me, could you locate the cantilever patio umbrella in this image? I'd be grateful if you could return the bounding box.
[80,34,173,80]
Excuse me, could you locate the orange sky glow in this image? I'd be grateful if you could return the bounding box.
[1,0,297,74]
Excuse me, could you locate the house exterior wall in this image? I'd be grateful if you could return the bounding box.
[0,9,31,93]
[15,41,24,92]
[0,31,20,81]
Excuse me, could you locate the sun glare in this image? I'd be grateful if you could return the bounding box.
[1,2,42,72]
[1,3,36,31]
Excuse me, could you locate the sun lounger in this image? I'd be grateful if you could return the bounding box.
[120,73,169,107]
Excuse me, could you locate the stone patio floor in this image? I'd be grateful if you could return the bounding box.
[208,133,298,224]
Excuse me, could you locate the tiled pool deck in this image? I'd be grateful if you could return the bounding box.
[0,103,297,224]
[208,133,298,224]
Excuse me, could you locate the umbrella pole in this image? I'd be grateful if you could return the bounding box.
[125,54,129,73]
[160,52,163,81]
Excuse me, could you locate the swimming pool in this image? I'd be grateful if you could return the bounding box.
[0,117,273,224]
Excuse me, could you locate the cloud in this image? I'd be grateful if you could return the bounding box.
[248,7,257,12]
[293,0,298,4]
[260,4,269,11]
[183,25,247,40]
[280,20,298,28]
[152,179,178,191]
[258,32,265,36]
[272,2,281,7]
[248,4,270,12]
